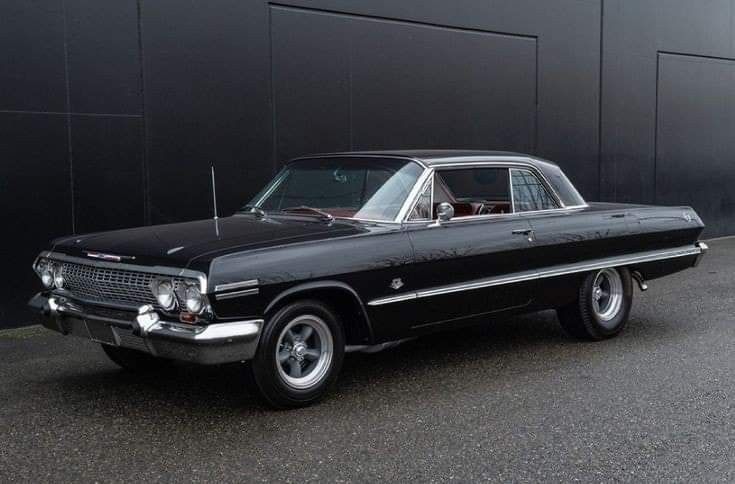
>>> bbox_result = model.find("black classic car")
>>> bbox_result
[30,150,707,408]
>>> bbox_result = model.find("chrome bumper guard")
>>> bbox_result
[693,241,708,267]
[29,293,262,365]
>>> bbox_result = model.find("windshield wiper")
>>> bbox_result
[281,206,335,221]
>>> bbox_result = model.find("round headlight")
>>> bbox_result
[52,263,64,289]
[154,280,176,311]
[37,260,54,288]
[184,285,203,314]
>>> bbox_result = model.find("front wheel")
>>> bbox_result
[556,267,633,340]
[248,300,345,409]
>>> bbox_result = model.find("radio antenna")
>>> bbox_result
[210,165,219,220]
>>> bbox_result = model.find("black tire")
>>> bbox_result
[556,267,633,341]
[248,300,345,409]
[101,344,171,372]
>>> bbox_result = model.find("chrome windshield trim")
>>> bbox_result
[367,244,704,306]
[214,279,259,293]
[394,165,434,222]
[39,251,209,293]
[251,168,288,208]
[403,173,435,222]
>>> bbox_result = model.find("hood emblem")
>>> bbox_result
[390,278,404,291]
[85,252,135,262]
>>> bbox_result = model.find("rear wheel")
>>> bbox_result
[101,344,171,372]
[248,300,345,409]
[557,267,633,340]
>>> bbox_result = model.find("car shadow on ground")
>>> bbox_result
[47,308,681,415]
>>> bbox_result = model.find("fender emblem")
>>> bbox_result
[390,278,404,290]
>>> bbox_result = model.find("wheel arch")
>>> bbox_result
[264,281,375,346]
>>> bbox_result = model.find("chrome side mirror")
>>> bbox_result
[436,202,454,223]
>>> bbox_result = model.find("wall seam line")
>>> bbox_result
[136,0,151,225]
[268,5,278,172]
[268,2,537,41]
[60,0,75,234]
[598,0,604,200]
[653,51,660,205]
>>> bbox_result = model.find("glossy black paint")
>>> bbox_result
[35,153,705,346]
[52,215,366,269]
[4,0,734,328]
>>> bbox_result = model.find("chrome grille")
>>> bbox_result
[57,261,191,310]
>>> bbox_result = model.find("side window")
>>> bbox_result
[432,167,512,218]
[409,179,432,221]
[510,169,559,212]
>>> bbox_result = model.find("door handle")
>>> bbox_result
[512,228,535,242]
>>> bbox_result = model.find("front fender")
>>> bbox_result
[264,280,375,345]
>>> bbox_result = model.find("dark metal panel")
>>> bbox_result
[349,14,536,153]
[656,53,735,237]
[270,6,351,163]
[140,0,273,224]
[271,5,536,160]
[70,115,145,234]
[0,113,71,323]
[64,0,142,114]
[601,0,735,209]
[0,0,66,112]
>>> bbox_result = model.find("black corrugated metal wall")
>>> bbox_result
[1,0,734,327]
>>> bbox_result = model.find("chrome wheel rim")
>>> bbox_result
[275,315,333,390]
[592,268,623,326]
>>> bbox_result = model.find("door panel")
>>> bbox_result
[403,216,536,330]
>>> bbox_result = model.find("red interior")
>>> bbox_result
[432,201,511,218]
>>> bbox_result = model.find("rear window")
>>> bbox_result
[538,163,586,207]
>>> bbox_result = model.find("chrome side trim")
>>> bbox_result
[40,251,209,293]
[367,244,703,306]
[214,279,259,293]
[214,288,259,300]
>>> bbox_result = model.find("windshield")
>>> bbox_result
[245,157,424,221]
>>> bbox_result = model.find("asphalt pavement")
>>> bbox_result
[2,237,734,482]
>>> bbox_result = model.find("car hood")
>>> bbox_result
[51,214,368,271]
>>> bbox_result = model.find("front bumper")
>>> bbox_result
[29,293,263,365]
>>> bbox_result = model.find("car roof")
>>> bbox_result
[294,150,559,169]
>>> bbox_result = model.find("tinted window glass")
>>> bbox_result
[432,168,512,218]
[511,169,558,212]
[249,157,423,221]
[538,163,586,207]
[439,168,510,201]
